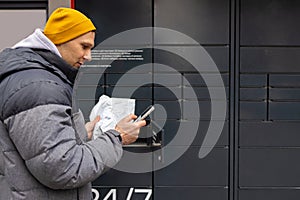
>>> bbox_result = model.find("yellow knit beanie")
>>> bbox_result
[44,7,96,45]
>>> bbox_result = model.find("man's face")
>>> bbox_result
[56,31,95,69]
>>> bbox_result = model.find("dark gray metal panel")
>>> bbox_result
[195,121,228,147]
[154,147,228,186]
[93,170,152,187]
[154,87,182,101]
[93,148,153,187]
[183,100,228,120]
[240,88,267,101]
[154,0,229,44]
[239,189,300,200]
[155,120,228,147]
[269,102,300,120]
[240,0,300,46]
[239,122,300,147]
[239,148,300,187]
[269,74,300,87]
[154,47,229,73]
[240,74,267,87]
[75,0,152,45]
[239,102,266,120]
[106,73,152,86]
[153,100,181,120]
[183,87,229,100]
[205,47,230,73]
[106,86,152,100]
[183,73,229,87]
[270,88,300,101]
[154,74,182,87]
[155,187,228,200]
[240,47,300,73]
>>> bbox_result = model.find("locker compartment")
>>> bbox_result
[93,148,153,187]
[269,102,300,120]
[153,47,229,73]
[239,148,300,187]
[240,0,300,46]
[106,73,152,87]
[93,170,152,187]
[154,49,195,73]
[240,47,300,73]
[205,47,230,73]
[183,73,229,87]
[75,0,152,45]
[154,120,228,147]
[240,88,267,101]
[153,100,182,120]
[154,0,229,44]
[154,87,182,101]
[239,189,300,200]
[269,74,300,87]
[240,121,300,147]
[183,100,228,120]
[153,74,182,87]
[154,147,228,186]
[183,86,229,100]
[106,86,152,100]
[270,88,300,101]
[240,74,267,87]
[194,121,229,147]
[239,102,266,120]
[154,187,228,200]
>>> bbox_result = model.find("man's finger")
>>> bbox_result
[134,119,146,127]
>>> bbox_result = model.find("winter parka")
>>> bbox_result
[0,45,123,199]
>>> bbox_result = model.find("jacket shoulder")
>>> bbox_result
[1,68,72,121]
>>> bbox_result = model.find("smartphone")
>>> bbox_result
[134,105,155,122]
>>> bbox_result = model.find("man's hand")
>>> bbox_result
[115,114,146,145]
[85,116,100,140]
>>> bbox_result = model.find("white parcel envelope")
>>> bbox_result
[89,95,135,139]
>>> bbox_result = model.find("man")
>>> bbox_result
[0,7,145,199]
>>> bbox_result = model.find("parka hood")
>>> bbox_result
[12,28,61,57]
[0,29,77,84]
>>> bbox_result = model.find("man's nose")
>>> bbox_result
[83,50,92,61]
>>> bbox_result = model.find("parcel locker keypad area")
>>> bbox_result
[72,0,300,199]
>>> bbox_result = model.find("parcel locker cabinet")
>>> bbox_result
[239,0,300,200]
[75,0,230,200]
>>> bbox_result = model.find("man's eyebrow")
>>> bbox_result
[82,42,94,48]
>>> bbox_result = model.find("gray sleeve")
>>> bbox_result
[4,104,123,189]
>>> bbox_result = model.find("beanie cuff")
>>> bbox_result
[45,18,96,44]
